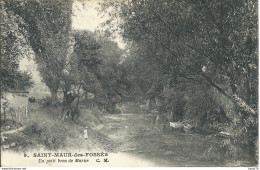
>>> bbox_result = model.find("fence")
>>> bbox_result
[1,102,38,124]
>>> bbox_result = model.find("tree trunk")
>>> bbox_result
[199,72,256,116]
[248,140,258,164]
[149,96,156,110]
[50,89,58,104]
[61,90,67,119]
[75,84,82,111]
[245,64,253,105]
[231,94,256,116]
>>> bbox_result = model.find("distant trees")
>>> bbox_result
[96,33,130,112]
[71,30,129,113]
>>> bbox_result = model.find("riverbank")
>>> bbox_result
[1,103,256,166]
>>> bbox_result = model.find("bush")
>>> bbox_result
[22,120,67,150]
[40,96,62,107]
[41,96,52,106]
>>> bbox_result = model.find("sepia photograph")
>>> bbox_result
[0,0,258,167]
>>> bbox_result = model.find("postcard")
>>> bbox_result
[1,0,258,167]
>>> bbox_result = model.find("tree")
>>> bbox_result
[101,0,258,162]
[95,32,129,112]
[4,0,73,103]
[1,0,34,93]
[100,0,257,116]
[71,30,128,113]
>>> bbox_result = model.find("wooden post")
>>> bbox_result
[25,105,28,117]
[84,127,88,139]
[10,107,14,124]
[15,107,19,118]
[18,108,20,122]
[3,107,6,124]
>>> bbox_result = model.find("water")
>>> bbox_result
[101,112,248,166]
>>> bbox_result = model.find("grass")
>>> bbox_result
[1,103,107,152]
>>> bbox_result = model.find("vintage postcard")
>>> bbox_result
[0,0,258,167]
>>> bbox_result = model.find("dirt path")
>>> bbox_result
[2,126,27,135]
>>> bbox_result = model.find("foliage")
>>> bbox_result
[101,0,257,113]
[0,1,34,93]
[100,0,258,162]
[71,30,129,113]
[4,0,73,103]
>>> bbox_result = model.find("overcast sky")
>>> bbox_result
[72,0,104,31]
[72,0,126,49]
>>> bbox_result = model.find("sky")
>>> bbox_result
[72,0,104,32]
[71,0,126,49]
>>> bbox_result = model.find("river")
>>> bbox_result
[100,112,249,166]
